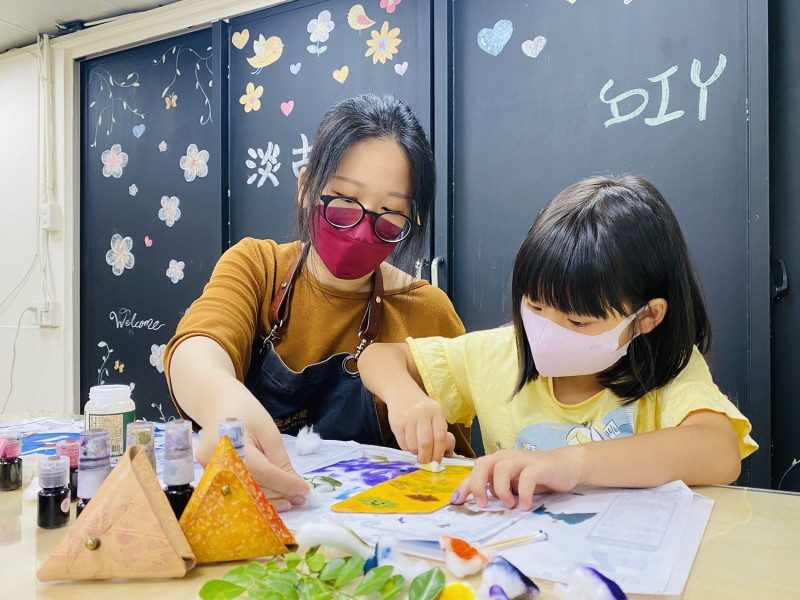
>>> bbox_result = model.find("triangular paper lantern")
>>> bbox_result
[37,445,196,581]
[179,434,296,563]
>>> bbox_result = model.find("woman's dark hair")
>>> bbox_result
[294,94,435,273]
[510,175,711,404]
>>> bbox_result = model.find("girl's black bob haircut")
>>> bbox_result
[511,175,711,404]
[294,93,435,273]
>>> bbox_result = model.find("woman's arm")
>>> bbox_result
[359,342,452,463]
[169,335,310,510]
[453,410,741,510]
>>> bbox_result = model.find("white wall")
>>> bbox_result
[0,0,285,415]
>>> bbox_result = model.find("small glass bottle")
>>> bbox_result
[76,429,111,518]
[126,421,156,471]
[84,384,135,465]
[38,455,71,529]
[0,434,22,491]
[56,438,79,500]
[163,420,194,519]
[218,417,245,462]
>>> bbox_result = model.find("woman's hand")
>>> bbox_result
[194,423,310,512]
[450,447,585,510]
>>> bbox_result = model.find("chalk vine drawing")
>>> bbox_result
[95,340,135,392]
[86,68,144,148]
[153,43,213,125]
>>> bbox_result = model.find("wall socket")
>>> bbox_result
[34,299,62,328]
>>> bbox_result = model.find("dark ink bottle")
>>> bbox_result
[0,434,23,491]
[56,438,79,500]
[163,420,194,519]
[76,429,111,519]
[38,455,71,529]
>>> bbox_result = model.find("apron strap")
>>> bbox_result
[267,245,306,328]
[358,265,384,342]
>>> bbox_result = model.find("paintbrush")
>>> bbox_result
[483,529,548,550]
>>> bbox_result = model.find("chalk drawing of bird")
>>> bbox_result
[347,4,375,33]
[247,34,283,73]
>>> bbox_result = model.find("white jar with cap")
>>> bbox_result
[84,385,135,464]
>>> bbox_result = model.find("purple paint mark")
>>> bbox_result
[308,457,418,487]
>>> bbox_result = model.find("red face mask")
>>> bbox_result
[311,207,398,280]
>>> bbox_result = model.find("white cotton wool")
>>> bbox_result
[295,425,322,455]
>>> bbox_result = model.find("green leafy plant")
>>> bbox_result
[198,546,445,600]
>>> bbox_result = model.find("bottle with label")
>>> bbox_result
[218,417,246,463]
[55,438,79,500]
[84,385,135,465]
[0,434,22,491]
[76,429,111,518]
[163,419,194,519]
[38,455,71,529]
[126,421,156,471]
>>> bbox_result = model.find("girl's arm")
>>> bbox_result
[358,342,452,463]
[453,410,741,510]
[169,336,311,509]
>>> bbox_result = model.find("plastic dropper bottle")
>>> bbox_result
[76,429,111,518]
[38,455,71,529]
[0,434,22,491]
[218,417,246,462]
[126,421,156,471]
[163,420,194,519]
[56,438,79,500]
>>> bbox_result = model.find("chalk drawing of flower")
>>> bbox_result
[158,195,181,227]
[105,233,135,276]
[380,0,402,14]
[179,143,209,182]
[239,81,264,113]
[149,343,166,373]
[101,143,129,178]
[307,10,335,43]
[158,140,167,152]
[166,259,185,284]
[365,21,401,64]
[128,184,138,196]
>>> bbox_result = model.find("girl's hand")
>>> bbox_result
[194,425,310,512]
[387,395,451,464]
[450,447,585,510]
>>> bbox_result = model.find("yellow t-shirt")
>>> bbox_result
[164,239,473,455]
[408,326,758,458]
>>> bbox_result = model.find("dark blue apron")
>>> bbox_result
[244,246,386,446]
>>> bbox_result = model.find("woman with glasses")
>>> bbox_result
[164,94,473,510]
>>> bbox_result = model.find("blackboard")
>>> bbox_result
[80,29,222,422]
[227,0,432,245]
[445,0,769,485]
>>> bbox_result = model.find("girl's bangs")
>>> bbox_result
[521,220,630,319]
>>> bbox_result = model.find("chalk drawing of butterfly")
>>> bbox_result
[165,93,178,109]
[114,359,125,373]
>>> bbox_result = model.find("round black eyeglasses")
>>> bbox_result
[320,195,413,243]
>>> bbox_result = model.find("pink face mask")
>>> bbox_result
[520,301,644,377]
[311,207,398,280]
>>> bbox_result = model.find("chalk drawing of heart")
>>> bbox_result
[394,61,408,76]
[144,236,153,247]
[280,100,294,116]
[333,66,349,84]
[521,36,547,58]
[290,62,301,74]
[477,19,513,56]
[132,124,145,138]
[232,29,249,49]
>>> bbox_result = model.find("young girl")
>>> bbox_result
[165,94,473,510]
[359,175,757,510]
